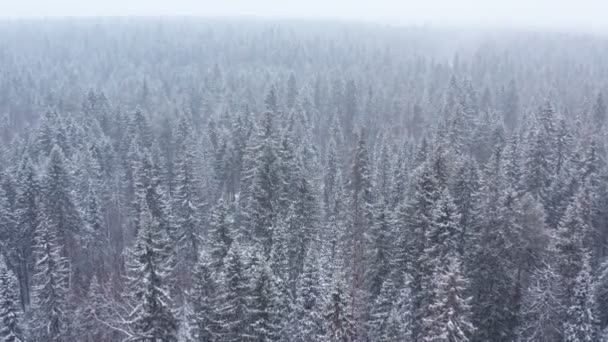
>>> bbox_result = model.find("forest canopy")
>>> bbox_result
[0,18,607,341]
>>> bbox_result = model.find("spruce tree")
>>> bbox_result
[367,277,397,341]
[423,252,475,342]
[563,254,595,342]
[29,217,70,342]
[13,155,39,307]
[0,254,24,342]
[127,201,178,342]
[189,253,219,342]
[324,276,355,342]
[244,111,281,253]
[172,132,204,290]
[209,199,234,272]
[593,259,608,333]
[293,251,325,342]
[216,244,251,342]
[249,251,277,342]
[40,146,81,281]
[517,263,562,342]
[75,276,113,342]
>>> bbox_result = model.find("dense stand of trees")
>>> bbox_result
[1,18,608,341]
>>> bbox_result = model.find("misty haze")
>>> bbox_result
[0,2,608,342]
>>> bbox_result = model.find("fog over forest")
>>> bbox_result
[0,6,608,342]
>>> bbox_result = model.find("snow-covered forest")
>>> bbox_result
[1,18,608,341]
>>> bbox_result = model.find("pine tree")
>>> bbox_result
[0,254,24,342]
[127,201,178,342]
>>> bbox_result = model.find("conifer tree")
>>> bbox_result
[172,131,204,291]
[29,217,70,342]
[293,251,325,342]
[395,159,441,339]
[249,251,277,342]
[324,276,355,342]
[593,259,608,333]
[189,253,219,342]
[216,244,251,342]
[14,155,39,307]
[517,263,562,342]
[554,190,588,309]
[0,254,24,342]
[127,201,178,342]
[244,111,281,253]
[75,276,113,342]
[40,146,81,275]
[367,277,397,341]
[82,185,109,284]
[209,199,234,272]
[423,252,475,342]
[593,93,606,129]
[563,254,595,342]
[347,130,374,332]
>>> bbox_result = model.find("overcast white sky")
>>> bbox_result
[2,0,608,33]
